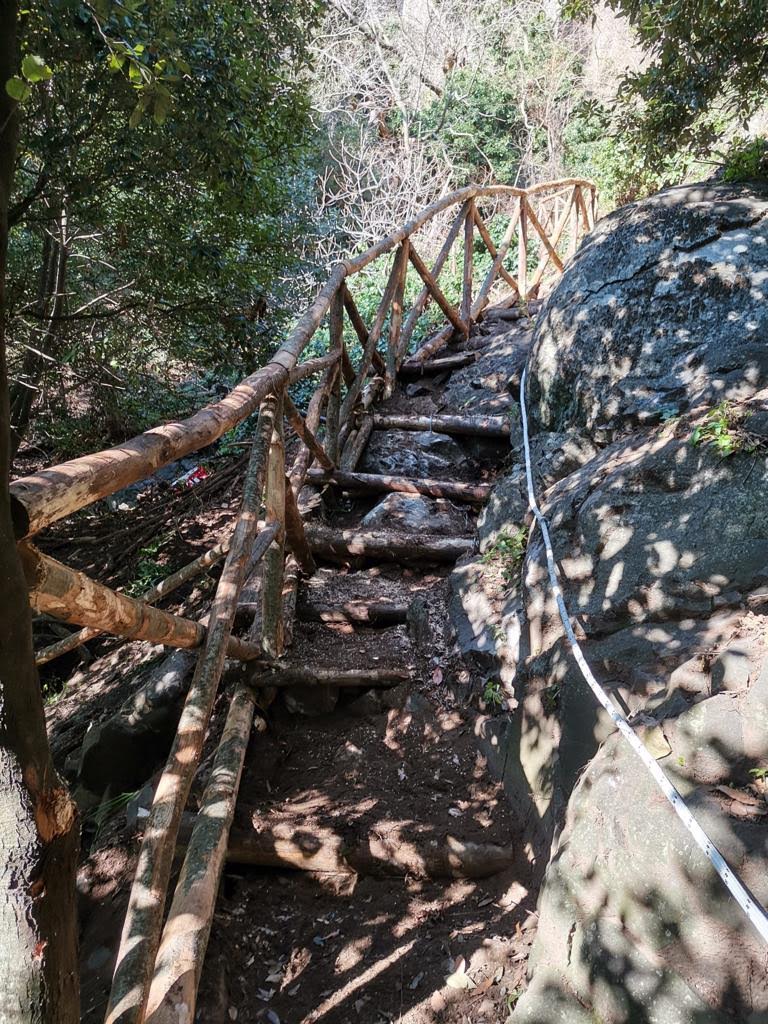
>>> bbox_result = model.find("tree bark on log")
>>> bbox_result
[288,361,337,497]
[249,666,410,688]
[386,240,408,393]
[21,541,268,662]
[307,468,491,504]
[144,684,259,1024]
[105,395,274,1024]
[304,525,474,564]
[283,474,315,575]
[339,412,374,472]
[397,201,469,362]
[211,823,514,879]
[372,412,509,438]
[401,322,453,368]
[35,533,234,666]
[283,393,333,471]
[399,352,477,377]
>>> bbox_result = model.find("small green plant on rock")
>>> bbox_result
[483,678,504,708]
[691,401,740,457]
[482,526,528,585]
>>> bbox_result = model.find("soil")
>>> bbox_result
[45,314,538,1024]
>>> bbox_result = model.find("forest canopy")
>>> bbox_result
[4,0,767,463]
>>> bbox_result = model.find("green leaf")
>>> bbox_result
[108,52,125,72]
[129,99,147,128]
[152,88,171,126]
[21,54,53,83]
[6,76,31,102]
[128,61,142,83]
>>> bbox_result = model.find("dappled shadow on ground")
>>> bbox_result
[198,686,536,1024]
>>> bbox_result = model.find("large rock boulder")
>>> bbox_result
[513,667,768,1024]
[527,183,768,436]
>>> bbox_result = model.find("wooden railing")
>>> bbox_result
[13,177,595,1024]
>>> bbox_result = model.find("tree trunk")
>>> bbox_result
[0,5,80,1022]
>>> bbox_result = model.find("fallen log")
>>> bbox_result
[216,823,515,879]
[306,468,491,504]
[399,352,476,377]
[249,665,410,688]
[372,412,510,438]
[304,524,474,564]
[297,598,409,625]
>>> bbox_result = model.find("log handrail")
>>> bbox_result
[11,177,595,539]
[20,174,596,1024]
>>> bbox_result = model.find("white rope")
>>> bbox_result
[519,366,768,945]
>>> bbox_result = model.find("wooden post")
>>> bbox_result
[517,195,528,300]
[342,284,386,376]
[261,393,286,659]
[470,205,521,319]
[461,200,474,331]
[569,186,580,258]
[528,189,576,295]
[144,684,260,1024]
[397,201,469,363]
[326,288,344,464]
[386,240,409,395]
[283,474,315,574]
[283,393,334,471]
[407,244,466,337]
[288,362,337,497]
[104,395,274,1024]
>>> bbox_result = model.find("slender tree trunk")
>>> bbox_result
[0,6,80,1022]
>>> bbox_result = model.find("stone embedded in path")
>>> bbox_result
[361,492,469,536]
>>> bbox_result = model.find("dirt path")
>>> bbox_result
[70,312,537,1024]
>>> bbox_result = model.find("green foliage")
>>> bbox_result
[7,0,323,453]
[566,0,768,172]
[482,526,528,585]
[126,533,174,597]
[750,766,768,781]
[482,678,504,708]
[690,401,741,458]
[722,137,768,183]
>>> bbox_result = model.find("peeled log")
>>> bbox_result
[399,352,477,377]
[305,524,474,564]
[372,412,509,438]
[249,666,410,688]
[307,468,491,504]
[219,823,515,879]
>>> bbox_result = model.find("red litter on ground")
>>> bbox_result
[172,465,210,488]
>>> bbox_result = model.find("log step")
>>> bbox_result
[297,598,410,625]
[248,665,411,689]
[372,412,510,438]
[178,819,515,879]
[398,352,477,377]
[306,468,491,504]
[304,524,475,565]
